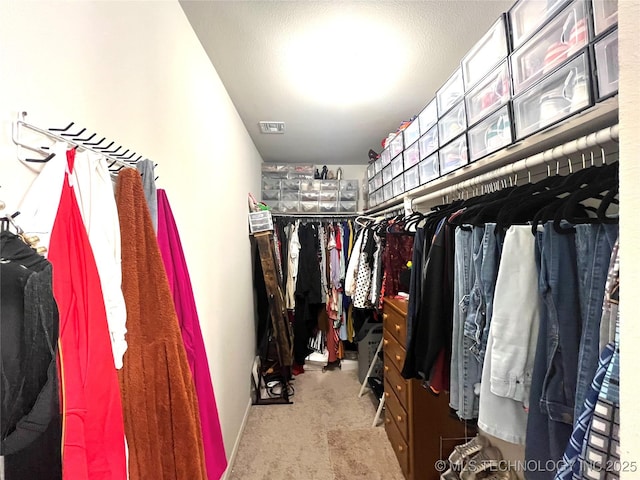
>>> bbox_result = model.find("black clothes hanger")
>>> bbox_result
[494,164,615,232]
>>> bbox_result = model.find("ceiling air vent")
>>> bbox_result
[259,121,285,134]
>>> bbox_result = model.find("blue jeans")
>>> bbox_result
[526,223,581,479]
[573,224,618,422]
[450,227,481,419]
[465,224,502,365]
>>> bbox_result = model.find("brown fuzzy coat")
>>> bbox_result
[116,169,207,480]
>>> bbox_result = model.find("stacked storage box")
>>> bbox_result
[262,164,359,213]
[367,0,618,209]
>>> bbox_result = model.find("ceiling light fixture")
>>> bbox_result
[259,121,286,134]
[282,15,408,106]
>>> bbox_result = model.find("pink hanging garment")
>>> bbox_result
[156,189,228,480]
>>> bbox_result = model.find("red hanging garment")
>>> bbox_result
[48,148,127,480]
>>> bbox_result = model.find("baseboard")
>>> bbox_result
[222,397,252,480]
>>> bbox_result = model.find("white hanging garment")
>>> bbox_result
[71,149,128,369]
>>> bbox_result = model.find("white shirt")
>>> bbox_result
[285,222,301,310]
[18,142,68,254]
[344,229,364,297]
[72,149,128,369]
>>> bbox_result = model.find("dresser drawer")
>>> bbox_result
[383,329,406,373]
[383,306,407,347]
[384,378,409,442]
[385,409,410,476]
[384,358,409,407]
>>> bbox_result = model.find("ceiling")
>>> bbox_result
[180,0,514,165]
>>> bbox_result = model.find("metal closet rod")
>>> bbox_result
[373,124,619,217]
[12,112,150,171]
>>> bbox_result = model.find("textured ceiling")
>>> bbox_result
[180,0,514,165]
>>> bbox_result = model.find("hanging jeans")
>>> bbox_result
[526,223,581,480]
[450,227,480,419]
[573,224,618,423]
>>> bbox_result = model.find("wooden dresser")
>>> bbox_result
[382,298,472,480]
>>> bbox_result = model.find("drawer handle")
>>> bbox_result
[396,385,403,392]
[395,355,402,362]
[384,365,389,372]
[395,324,401,332]
[383,339,389,346]
[385,392,390,398]
[385,417,391,424]
[383,314,389,321]
[397,415,403,422]
[398,445,404,452]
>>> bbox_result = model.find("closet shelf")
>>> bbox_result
[365,96,618,215]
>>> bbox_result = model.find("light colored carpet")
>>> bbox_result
[226,369,404,480]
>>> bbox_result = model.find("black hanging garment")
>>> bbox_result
[293,223,323,365]
[0,231,62,480]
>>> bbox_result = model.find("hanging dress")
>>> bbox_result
[115,169,207,480]
[156,189,227,480]
[48,148,128,480]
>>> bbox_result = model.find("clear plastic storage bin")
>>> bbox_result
[262,200,279,211]
[595,28,618,99]
[281,191,300,202]
[367,163,375,180]
[339,179,359,191]
[376,190,384,206]
[509,0,571,49]
[299,180,314,192]
[511,0,589,95]
[381,148,392,167]
[374,158,382,174]
[300,201,319,213]
[280,200,299,213]
[462,15,509,90]
[300,191,319,202]
[468,106,513,162]
[465,61,511,127]
[289,164,314,177]
[383,183,393,202]
[592,0,617,36]
[391,154,404,178]
[404,142,420,169]
[339,201,357,213]
[281,179,300,191]
[389,133,404,158]
[368,180,375,195]
[440,135,469,175]
[262,177,281,190]
[369,194,378,208]
[419,125,439,160]
[319,201,338,213]
[419,153,440,184]
[262,190,281,201]
[382,165,393,185]
[513,50,591,139]
[403,119,421,147]
[419,99,438,135]
[404,165,420,191]
[392,175,405,197]
[437,69,464,117]
[248,211,274,234]
[340,190,358,201]
[373,173,383,190]
[321,180,339,190]
[438,101,467,147]
[319,191,338,202]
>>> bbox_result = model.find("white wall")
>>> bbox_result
[618,1,640,477]
[0,0,262,467]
